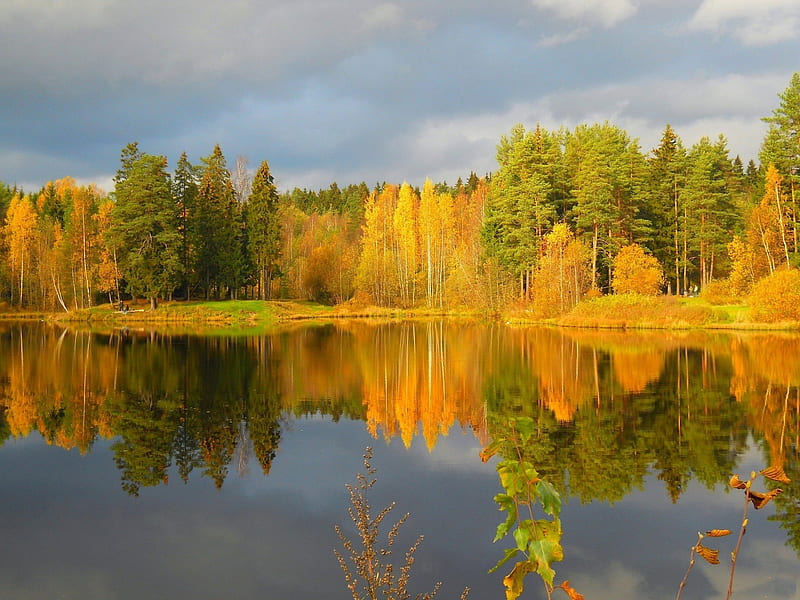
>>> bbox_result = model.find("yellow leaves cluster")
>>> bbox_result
[611,243,664,296]
[747,267,800,322]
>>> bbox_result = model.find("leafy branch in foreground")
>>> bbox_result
[334,447,470,600]
[675,465,790,600]
[481,417,583,600]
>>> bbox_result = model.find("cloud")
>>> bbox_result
[537,27,589,47]
[689,0,800,45]
[530,0,638,27]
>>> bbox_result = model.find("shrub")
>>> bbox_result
[612,244,664,296]
[700,279,738,305]
[747,268,800,322]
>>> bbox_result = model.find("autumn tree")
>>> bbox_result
[356,184,398,305]
[727,235,757,297]
[612,243,664,296]
[394,182,418,306]
[110,151,182,309]
[246,160,281,299]
[531,223,590,317]
[419,179,455,307]
[4,194,39,306]
[94,198,121,303]
[66,184,101,308]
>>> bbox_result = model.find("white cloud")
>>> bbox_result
[386,71,785,185]
[530,0,638,27]
[537,27,589,47]
[689,0,800,45]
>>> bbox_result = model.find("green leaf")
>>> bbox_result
[536,479,562,517]
[528,519,564,587]
[493,494,517,542]
[513,520,533,551]
[489,547,521,574]
[498,462,523,495]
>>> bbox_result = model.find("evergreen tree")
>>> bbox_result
[193,144,243,299]
[110,150,182,309]
[645,125,687,294]
[173,152,199,299]
[246,160,282,299]
[566,122,646,291]
[682,136,737,288]
[761,72,800,254]
[483,124,562,297]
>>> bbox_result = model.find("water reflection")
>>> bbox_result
[0,321,797,554]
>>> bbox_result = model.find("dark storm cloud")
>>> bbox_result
[1,0,799,192]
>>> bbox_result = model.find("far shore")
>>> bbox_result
[0,295,798,332]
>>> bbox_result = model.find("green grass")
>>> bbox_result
[51,299,338,328]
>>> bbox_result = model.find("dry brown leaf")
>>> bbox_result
[729,474,747,489]
[695,543,720,565]
[760,466,791,484]
[746,488,783,510]
[705,529,732,537]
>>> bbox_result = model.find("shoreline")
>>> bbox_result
[1,297,798,332]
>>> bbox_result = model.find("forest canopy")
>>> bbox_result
[1,73,799,316]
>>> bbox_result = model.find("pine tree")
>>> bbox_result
[761,72,800,254]
[110,150,182,309]
[682,136,737,289]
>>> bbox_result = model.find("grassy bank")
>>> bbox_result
[3,294,799,332]
[529,294,798,330]
[50,299,333,330]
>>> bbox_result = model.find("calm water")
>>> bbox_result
[0,320,797,600]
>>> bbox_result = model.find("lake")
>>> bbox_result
[0,320,797,600]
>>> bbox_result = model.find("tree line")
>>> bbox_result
[1,73,798,312]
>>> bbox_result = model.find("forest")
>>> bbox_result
[1,73,798,316]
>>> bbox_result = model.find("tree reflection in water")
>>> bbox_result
[0,321,797,558]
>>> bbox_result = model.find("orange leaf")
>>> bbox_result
[695,543,720,565]
[729,474,747,489]
[705,529,732,537]
[556,580,585,600]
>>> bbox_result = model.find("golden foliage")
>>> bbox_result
[695,543,720,565]
[503,561,535,600]
[704,529,732,537]
[612,243,664,296]
[729,474,747,490]
[747,267,800,322]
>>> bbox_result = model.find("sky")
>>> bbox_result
[1,0,799,195]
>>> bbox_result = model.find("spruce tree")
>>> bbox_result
[246,160,281,299]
